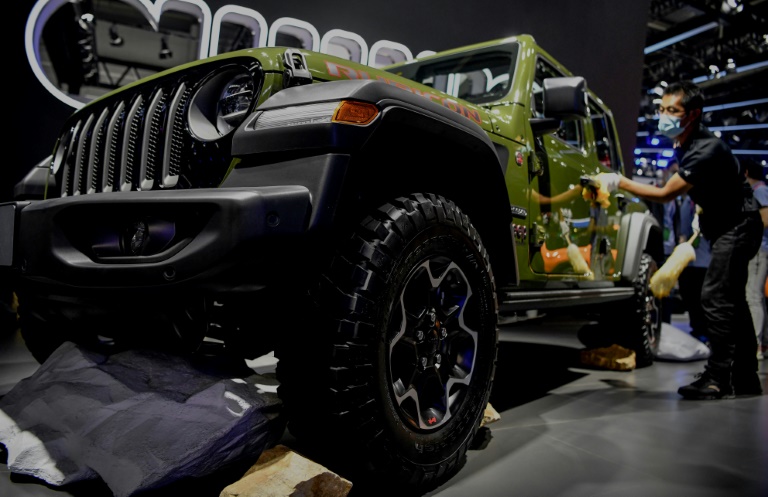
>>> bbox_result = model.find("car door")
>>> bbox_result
[582,97,626,280]
[527,57,595,278]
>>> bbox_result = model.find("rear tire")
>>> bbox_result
[600,253,662,367]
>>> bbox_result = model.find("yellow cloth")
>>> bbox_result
[582,173,612,208]
[649,242,696,298]
[567,242,594,279]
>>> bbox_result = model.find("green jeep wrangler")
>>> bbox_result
[2,34,662,491]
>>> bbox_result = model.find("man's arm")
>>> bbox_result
[618,173,692,204]
[754,185,768,228]
[759,207,768,229]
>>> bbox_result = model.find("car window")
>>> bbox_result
[385,44,519,105]
[589,100,620,171]
[532,58,583,149]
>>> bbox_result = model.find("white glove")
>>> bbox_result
[597,172,621,193]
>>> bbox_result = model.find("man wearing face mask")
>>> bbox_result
[595,80,763,399]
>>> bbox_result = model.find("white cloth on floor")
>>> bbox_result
[654,322,710,362]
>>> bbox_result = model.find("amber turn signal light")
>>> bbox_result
[332,101,379,125]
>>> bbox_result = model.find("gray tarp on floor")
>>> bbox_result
[0,342,284,497]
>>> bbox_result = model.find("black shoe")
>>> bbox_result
[678,371,734,400]
[733,372,763,396]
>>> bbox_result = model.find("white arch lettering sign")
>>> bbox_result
[25,0,424,109]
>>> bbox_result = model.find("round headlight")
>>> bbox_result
[188,68,255,141]
[216,73,254,132]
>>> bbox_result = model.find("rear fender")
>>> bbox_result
[615,211,663,283]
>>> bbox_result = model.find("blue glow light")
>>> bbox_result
[661,149,675,158]
[693,61,768,83]
[709,123,768,132]
[737,60,768,73]
[634,148,642,155]
[657,159,669,168]
[704,98,768,112]
[733,150,768,155]
[651,138,660,146]
[644,22,719,54]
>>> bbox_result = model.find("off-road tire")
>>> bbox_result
[276,193,499,494]
[601,253,661,368]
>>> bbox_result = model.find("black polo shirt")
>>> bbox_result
[677,123,753,241]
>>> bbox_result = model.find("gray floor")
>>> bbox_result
[1,312,766,497]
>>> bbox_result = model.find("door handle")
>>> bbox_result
[615,193,627,212]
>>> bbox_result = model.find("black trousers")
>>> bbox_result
[678,266,708,339]
[701,212,762,380]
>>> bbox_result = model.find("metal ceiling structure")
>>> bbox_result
[636,0,767,179]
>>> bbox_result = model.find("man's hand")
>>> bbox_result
[596,172,621,193]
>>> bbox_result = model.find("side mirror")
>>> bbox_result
[529,117,561,137]
[543,76,588,121]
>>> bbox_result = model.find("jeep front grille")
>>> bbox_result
[56,84,192,197]
[52,59,261,198]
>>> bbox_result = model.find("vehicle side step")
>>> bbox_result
[499,287,634,312]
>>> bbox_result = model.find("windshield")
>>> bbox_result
[384,43,519,104]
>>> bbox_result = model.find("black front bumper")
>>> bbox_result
[1,186,311,291]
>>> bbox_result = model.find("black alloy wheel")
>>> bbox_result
[276,193,499,493]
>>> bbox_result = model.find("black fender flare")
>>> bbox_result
[231,79,517,285]
[232,79,494,159]
[614,211,663,283]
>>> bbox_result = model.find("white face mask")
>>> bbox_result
[658,113,685,138]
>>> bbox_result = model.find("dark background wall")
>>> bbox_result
[6,0,651,201]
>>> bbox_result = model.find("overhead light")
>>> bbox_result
[109,24,123,47]
[725,58,736,73]
[721,0,744,14]
[159,36,173,59]
[78,13,94,30]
